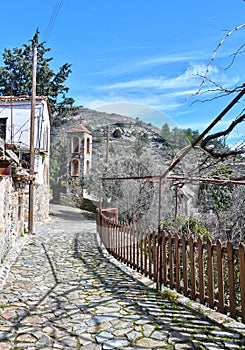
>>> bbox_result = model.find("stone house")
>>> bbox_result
[0,96,51,262]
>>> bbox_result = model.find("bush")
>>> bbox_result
[95,135,104,143]
[53,118,62,127]
[161,216,212,240]
[113,128,122,138]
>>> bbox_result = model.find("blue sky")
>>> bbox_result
[0,1,244,137]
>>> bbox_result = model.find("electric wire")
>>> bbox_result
[43,0,63,42]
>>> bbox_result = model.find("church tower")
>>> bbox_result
[66,123,92,199]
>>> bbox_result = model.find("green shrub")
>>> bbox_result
[161,215,212,240]
[113,128,122,138]
[95,135,104,143]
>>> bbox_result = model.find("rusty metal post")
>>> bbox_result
[10,81,13,144]
[99,178,103,210]
[158,176,162,229]
[132,212,134,225]
[106,126,109,164]
[174,185,178,220]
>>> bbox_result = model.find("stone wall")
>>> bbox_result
[0,177,50,262]
[0,176,25,263]
[34,184,50,222]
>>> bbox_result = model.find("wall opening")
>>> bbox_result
[0,117,7,141]
[86,137,90,154]
[86,160,90,174]
[71,136,80,153]
[71,159,80,176]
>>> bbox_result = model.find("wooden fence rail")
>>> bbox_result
[97,211,245,323]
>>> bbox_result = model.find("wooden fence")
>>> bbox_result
[97,211,245,323]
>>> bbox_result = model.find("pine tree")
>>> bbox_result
[161,123,172,142]
[0,29,74,112]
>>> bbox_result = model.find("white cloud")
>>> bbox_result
[94,51,212,77]
[98,63,230,93]
[125,53,203,70]
[93,63,241,119]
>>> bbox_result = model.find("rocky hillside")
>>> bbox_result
[51,106,179,176]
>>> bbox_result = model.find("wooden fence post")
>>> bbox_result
[189,236,196,300]
[156,229,163,290]
[169,234,174,289]
[148,233,152,279]
[182,236,188,296]
[162,231,166,286]
[140,228,143,274]
[127,224,130,265]
[132,225,136,269]
[207,239,214,308]
[144,230,148,277]
[175,234,181,292]
[198,237,205,304]
[217,240,225,313]
[153,231,157,281]
[239,243,245,323]
[136,226,140,272]
[227,241,236,318]
[123,224,126,263]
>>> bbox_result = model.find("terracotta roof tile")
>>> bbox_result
[67,124,92,134]
[0,95,48,102]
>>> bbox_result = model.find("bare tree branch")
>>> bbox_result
[201,114,245,158]
[225,43,245,70]
[194,23,245,95]
[196,73,244,94]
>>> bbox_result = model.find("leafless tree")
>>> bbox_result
[193,24,245,159]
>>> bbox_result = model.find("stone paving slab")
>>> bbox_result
[0,204,244,349]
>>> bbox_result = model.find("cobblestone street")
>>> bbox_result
[0,205,244,349]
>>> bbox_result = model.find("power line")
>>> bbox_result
[43,0,63,42]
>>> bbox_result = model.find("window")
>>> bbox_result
[18,195,22,220]
[42,126,49,152]
[86,160,90,174]
[0,118,7,141]
[71,136,80,153]
[71,159,80,176]
[86,137,90,154]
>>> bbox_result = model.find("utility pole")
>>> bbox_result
[106,126,109,163]
[10,81,13,144]
[28,47,37,234]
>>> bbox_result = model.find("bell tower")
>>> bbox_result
[66,123,92,199]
